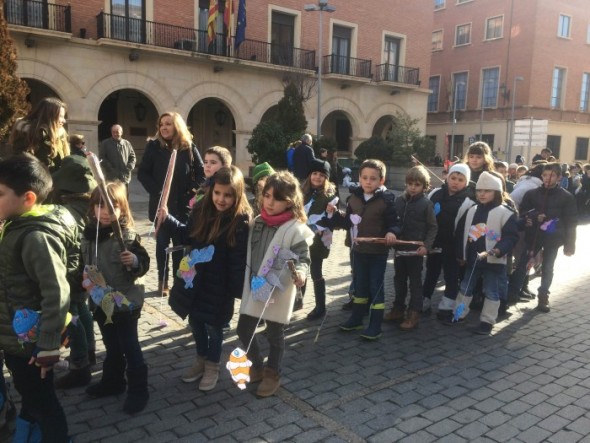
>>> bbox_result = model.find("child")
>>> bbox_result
[237,171,313,397]
[82,182,151,414]
[189,146,232,208]
[463,142,495,197]
[453,172,519,334]
[249,162,275,216]
[0,154,78,441]
[507,163,577,312]
[422,163,474,321]
[166,166,250,391]
[326,159,399,340]
[385,166,437,330]
[301,159,337,320]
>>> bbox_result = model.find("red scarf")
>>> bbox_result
[260,207,294,227]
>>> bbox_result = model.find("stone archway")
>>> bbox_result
[372,115,395,139]
[260,105,279,123]
[23,78,61,107]
[188,98,235,159]
[321,110,353,153]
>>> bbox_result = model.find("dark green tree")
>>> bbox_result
[275,82,307,140]
[386,111,426,166]
[246,121,289,169]
[354,136,392,162]
[0,4,29,142]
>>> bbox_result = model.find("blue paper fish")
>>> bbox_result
[453,303,465,323]
[434,202,441,216]
[486,229,501,242]
[540,218,558,233]
[12,309,40,344]
[177,245,216,288]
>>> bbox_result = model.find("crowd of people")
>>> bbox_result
[0,97,583,442]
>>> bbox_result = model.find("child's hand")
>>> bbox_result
[457,259,466,266]
[416,246,427,256]
[120,251,137,267]
[525,216,533,227]
[490,248,501,257]
[564,247,575,257]
[326,203,336,215]
[537,213,546,223]
[385,232,397,246]
[293,271,306,287]
[157,205,169,220]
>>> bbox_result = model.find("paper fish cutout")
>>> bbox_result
[90,286,107,306]
[486,229,501,242]
[251,275,267,292]
[540,218,558,233]
[12,309,40,344]
[468,223,487,242]
[189,245,215,264]
[350,214,362,242]
[453,303,465,322]
[101,294,116,324]
[83,265,106,288]
[434,202,441,216]
[303,197,314,215]
[84,265,133,319]
[251,278,274,303]
[226,347,252,390]
[265,272,285,291]
[177,255,197,289]
[320,229,334,249]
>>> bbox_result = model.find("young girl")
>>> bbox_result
[189,146,233,208]
[453,172,518,335]
[138,112,204,295]
[301,159,337,320]
[463,142,495,197]
[237,171,313,397]
[165,166,251,391]
[82,182,151,414]
[9,97,70,172]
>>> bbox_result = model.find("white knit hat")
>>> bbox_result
[448,163,471,183]
[509,163,518,169]
[476,171,503,192]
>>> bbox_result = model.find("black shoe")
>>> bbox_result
[306,308,326,320]
[88,350,97,366]
[471,322,493,335]
[342,299,353,311]
[536,303,550,313]
[55,367,92,389]
[436,309,453,322]
[86,380,126,398]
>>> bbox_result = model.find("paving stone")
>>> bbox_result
[396,417,433,434]
[507,412,541,431]
[547,430,583,442]
[478,411,511,427]
[420,405,456,422]
[368,428,407,443]
[501,399,534,415]
[515,426,553,443]
[484,423,520,441]
[566,416,590,436]
[456,421,490,439]
[398,430,437,443]
[537,415,572,432]
[425,418,462,437]
[546,393,576,408]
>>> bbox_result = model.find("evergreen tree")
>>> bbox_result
[0,3,29,142]
[276,82,307,140]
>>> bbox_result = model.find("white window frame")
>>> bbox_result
[455,23,471,47]
[434,0,445,10]
[551,66,567,109]
[457,0,473,4]
[268,5,302,48]
[432,29,443,51]
[558,14,572,39]
[485,15,503,40]
[428,76,441,112]
[580,73,590,112]
[480,67,500,108]
[586,23,590,44]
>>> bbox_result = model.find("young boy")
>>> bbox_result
[0,154,78,441]
[325,159,399,340]
[508,163,577,312]
[420,163,475,322]
[384,166,437,330]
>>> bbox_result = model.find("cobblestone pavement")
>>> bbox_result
[10,180,590,442]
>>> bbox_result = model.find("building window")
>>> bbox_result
[5,0,44,28]
[111,0,145,43]
[558,14,571,38]
[428,76,440,112]
[457,0,472,4]
[455,23,471,46]
[453,72,468,110]
[485,16,503,40]
[551,67,566,109]
[575,137,589,161]
[547,135,561,158]
[271,12,295,66]
[332,25,352,75]
[581,73,590,112]
[434,0,445,10]
[482,67,499,108]
[432,30,443,51]
[382,36,402,81]
[587,23,590,44]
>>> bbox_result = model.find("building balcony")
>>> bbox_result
[96,12,315,71]
[374,63,420,86]
[4,0,71,33]
[323,54,372,79]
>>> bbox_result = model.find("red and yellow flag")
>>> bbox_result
[224,0,233,47]
[207,0,218,45]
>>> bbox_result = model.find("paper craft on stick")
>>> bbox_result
[154,148,177,236]
[226,347,252,390]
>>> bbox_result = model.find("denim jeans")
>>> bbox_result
[189,316,223,363]
[352,252,388,306]
[423,247,461,301]
[156,223,182,285]
[509,245,559,296]
[4,353,69,442]
[67,299,95,369]
[94,309,145,372]
[394,255,424,312]
[237,314,284,372]
[460,264,506,302]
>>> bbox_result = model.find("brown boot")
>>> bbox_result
[256,367,280,398]
[198,361,220,391]
[383,307,405,323]
[158,281,169,296]
[536,293,550,313]
[249,366,264,384]
[400,310,420,331]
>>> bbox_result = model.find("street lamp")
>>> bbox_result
[479,78,495,141]
[304,0,335,139]
[450,81,465,161]
[508,76,524,162]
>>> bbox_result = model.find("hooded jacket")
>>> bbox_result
[394,192,438,251]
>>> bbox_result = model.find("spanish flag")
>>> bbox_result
[224,0,233,47]
[207,0,218,45]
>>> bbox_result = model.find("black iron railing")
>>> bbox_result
[4,0,71,33]
[96,12,315,70]
[323,54,372,78]
[374,63,420,85]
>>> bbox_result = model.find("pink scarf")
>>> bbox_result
[260,207,294,227]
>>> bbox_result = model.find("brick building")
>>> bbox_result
[427,0,590,164]
[4,0,432,168]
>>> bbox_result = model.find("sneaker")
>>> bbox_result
[182,356,205,383]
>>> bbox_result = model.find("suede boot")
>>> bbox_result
[400,310,420,331]
[182,355,205,383]
[256,367,280,398]
[340,297,367,331]
[307,279,326,320]
[86,355,126,398]
[360,306,384,340]
[55,366,92,389]
[249,366,264,384]
[537,292,550,313]
[383,306,405,323]
[198,361,220,392]
[123,365,149,414]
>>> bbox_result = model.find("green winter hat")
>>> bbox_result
[52,155,97,194]
[252,162,275,184]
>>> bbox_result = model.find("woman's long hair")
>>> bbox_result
[153,112,193,151]
[190,166,252,247]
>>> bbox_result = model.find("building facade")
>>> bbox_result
[5,0,432,169]
[427,0,590,164]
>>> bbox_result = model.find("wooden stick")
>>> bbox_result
[410,155,445,184]
[155,148,177,236]
[354,237,424,246]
